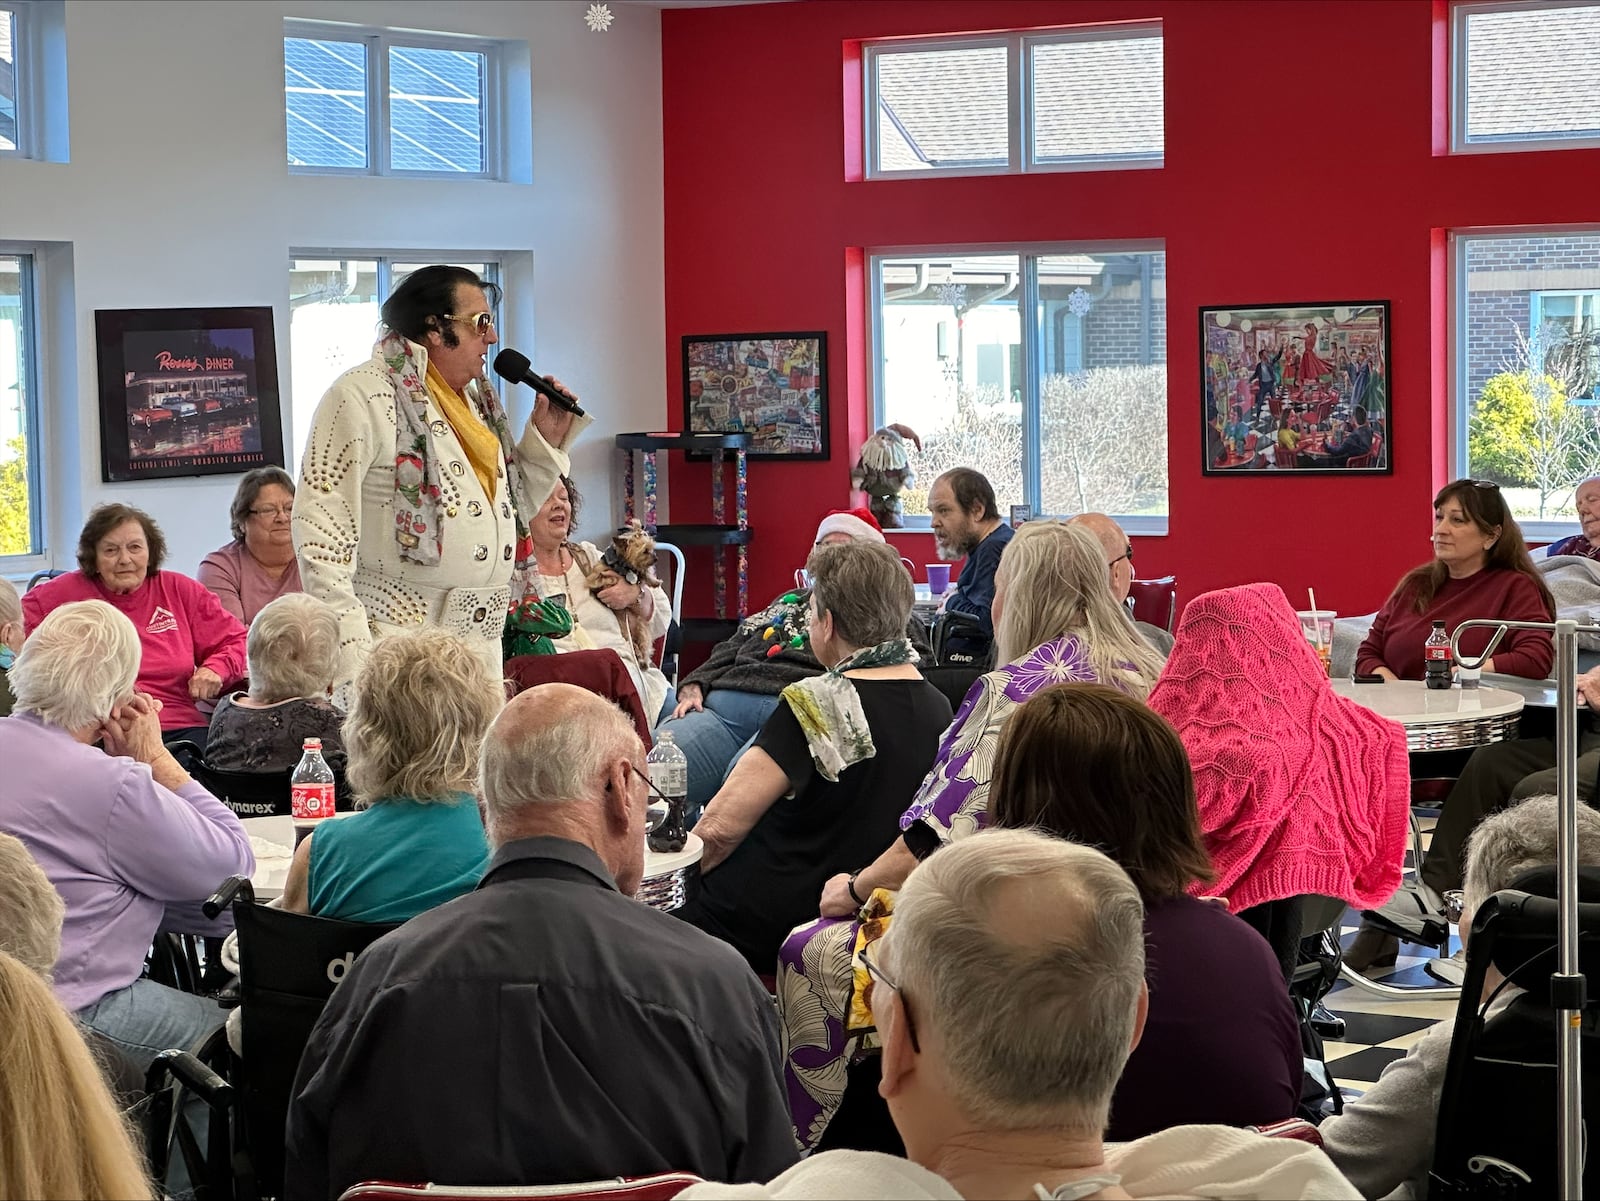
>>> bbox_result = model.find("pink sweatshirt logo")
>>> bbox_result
[146,607,178,635]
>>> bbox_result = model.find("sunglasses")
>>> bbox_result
[443,311,496,335]
[860,939,920,1053]
[627,761,673,833]
[1108,543,1133,570]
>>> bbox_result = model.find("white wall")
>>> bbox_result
[0,0,666,574]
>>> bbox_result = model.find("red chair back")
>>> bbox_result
[504,649,653,750]
[340,1175,704,1201]
[1127,576,1178,633]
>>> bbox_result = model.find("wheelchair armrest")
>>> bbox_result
[144,1049,233,1110]
[203,875,255,920]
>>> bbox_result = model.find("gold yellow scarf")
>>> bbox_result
[425,362,501,500]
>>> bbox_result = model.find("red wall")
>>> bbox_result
[660,0,1600,623]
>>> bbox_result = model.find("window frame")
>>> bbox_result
[868,240,1168,535]
[0,2,38,160]
[284,20,503,180]
[1451,0,1600,155]
[0,247,48,576]
[863,22,1164,181]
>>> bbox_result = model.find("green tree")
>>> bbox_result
[0,436,30,556]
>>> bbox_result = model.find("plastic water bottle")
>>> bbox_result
[1424,621,1452,691]
[291,737,336,846]
[646,731,689,853]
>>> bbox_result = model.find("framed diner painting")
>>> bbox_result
[1200,301,1391,476]
[95,306,284,482]
[682,331,829,459]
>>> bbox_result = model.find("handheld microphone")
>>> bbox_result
[492,349,587,418]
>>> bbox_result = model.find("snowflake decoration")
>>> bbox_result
[584,3,614,32]
[937,282,967,309]
[1066,286,1093,318]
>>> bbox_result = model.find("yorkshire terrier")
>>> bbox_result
[587,520,663,665]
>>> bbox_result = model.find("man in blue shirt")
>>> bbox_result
[929,468,1013,662]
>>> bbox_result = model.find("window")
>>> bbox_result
[285,23,496,176]
[0,8,18,152]
[287,255,501,463]
[0,253,43,561]
[865,24,1162,179]
[872,246,1167,528]
[1457,231,1600,532]
[1453,1,1600,153]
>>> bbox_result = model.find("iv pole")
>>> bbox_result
[1455,617,1588,1200]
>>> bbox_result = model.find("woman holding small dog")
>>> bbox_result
[527,476,673,721]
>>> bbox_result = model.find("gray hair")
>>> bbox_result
[479,693,639,831]
[9,601,140,731]
[1463,795,1600,920]
[884,827,1147,1134]
[806,539,914,650]
[0,577,20,627]
[994,521,1164,695]
[0,833,63,978]
[343,628,505,808]
[246,593,339,703]
[229,466,295,542]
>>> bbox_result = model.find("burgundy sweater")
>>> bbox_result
[1356,568,1553,681]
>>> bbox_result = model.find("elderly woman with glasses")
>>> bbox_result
[1355,478,1553,683]
[293,265,592,706]
[198,466,302,627]
[23,503,248,750]
[280,627,503,924]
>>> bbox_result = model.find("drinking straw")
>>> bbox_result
[1308,588,1326,650]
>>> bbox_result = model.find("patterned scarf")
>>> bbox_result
[379,332,542,606]
[779,637,917,782]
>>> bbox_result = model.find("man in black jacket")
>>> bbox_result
[285,684,798,1199]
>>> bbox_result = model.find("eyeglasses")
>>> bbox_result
[860,939,920,1053]
[627,761,673,833]
[443,312,496,335]
[1444,889,1466,925]
[249,505,293,520]
[1108,544,1133,571]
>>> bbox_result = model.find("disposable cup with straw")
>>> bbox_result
[1305,588,1333,677]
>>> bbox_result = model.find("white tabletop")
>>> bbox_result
[1331,678,1525,725]
[240,815,702,903]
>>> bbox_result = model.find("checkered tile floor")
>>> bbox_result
[1323,814,1460,1096]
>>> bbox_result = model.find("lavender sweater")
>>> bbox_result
[0,713,254,1011]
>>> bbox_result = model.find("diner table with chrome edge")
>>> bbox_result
[240,815,704,912]
[1331,678,1526,1000]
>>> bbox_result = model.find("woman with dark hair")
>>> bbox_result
[198,465,301,626]
[22,503,247,748]
[1356,478,1554,681]
[988,681,1303,1140]
[293,264,591,704]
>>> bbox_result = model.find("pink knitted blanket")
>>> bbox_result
[1149,583,1410,913]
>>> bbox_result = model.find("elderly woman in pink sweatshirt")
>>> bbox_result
[0,600,253,1076]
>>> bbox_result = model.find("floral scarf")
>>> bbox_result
[380,332,542,606]
[779,638,917,782]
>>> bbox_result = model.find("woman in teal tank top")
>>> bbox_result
[280,628,504,923]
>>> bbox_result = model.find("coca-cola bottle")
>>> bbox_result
[1424,621,1452,691]
[291,737,336,846]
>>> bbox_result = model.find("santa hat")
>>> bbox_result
[814,507,885,545]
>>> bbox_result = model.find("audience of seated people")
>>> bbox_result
[1150,583,1411,977]
[1356,478,1555,683]
[778,520,1166,1150]
[0,576,19,717]
[1065,511,1174,655]
[0,602,252,1150]
[280,627,502,923]
[197,466,303,627]
[527,474,675,723]
[926,467,1013,662]
[1321,795,1600,1200]
[677,539,953,973]
[285,682,797,1198]
[682,830,1358,1200]
[22,503,248,750]
[206,592,347,773]
[658,506,913,814]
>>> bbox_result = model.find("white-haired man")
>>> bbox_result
[285,683,797,1200]
[1066,512,1173,656]
[1323,795,1600,1200]
[682,829,1357,1200]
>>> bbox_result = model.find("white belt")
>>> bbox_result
[352,573,510,644]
